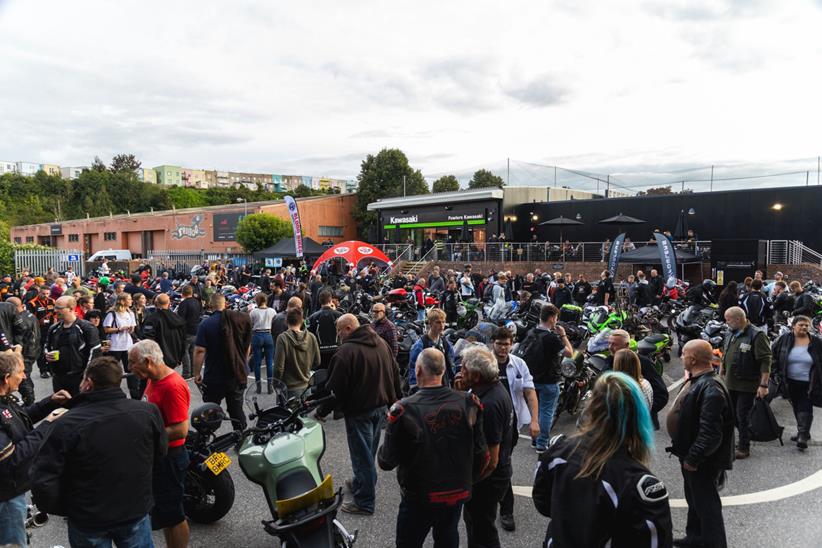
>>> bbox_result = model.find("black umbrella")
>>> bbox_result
[539,215,583,245]
[673,210,687,241]
[503,218,514,241]
[393,225,402,244]
[598,212,646,236]
[460,219,471,243]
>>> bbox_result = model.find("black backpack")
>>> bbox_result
[748,398,784,445]
[515,328,547,375]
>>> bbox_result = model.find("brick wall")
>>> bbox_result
[767,264,822,283]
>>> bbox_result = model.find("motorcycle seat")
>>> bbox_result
[642,334,668,344]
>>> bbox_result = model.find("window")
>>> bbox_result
[68,234,79,242]
[14,237,21,243]
[104,232,117,241]
[25,236,33,243]
[319,226,343,237]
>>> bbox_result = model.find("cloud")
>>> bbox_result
[504,77,567,107]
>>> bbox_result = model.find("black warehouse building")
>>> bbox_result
[513,185,822,252]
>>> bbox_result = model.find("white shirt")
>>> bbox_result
[502,354,535,429]
[103,309,137,352]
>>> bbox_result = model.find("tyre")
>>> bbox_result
[184,468,235,524]
[465,311,479,330]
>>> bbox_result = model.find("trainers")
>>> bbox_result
[735,448,750,460]
[340,502,373,515]
[500,513,516,531]
[535,446,547,455]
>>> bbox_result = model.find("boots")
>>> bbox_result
[267,380,274,394]
[256,381,262,395]
[796,412,813,450]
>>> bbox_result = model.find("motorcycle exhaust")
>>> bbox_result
[26,505,49,528]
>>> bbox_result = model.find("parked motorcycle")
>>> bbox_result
[552,350,605,428]
[636,332,673,375]
[238,375,357,547]
[670,304,718,356]
[183,404,243,523]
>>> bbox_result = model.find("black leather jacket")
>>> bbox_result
[307,307,343,352]
[378,385,488,506]
[667,370,735,470]
[533,434,673,548]
[0,395,57,501]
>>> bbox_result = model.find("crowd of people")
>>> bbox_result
[0,257,820,548]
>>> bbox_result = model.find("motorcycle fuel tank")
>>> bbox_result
[238,418,325,488]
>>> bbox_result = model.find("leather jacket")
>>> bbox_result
[378,385,488,506]
[307,307,343,352]
[533,434,673,548]
[0,395,57,501]
[667,370,735,470]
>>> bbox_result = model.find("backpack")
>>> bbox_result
[748,398,784,445]
[514,328,547,375]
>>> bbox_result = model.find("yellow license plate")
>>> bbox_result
[204,452,231,475]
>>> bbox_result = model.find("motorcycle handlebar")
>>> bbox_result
[243,393,336,436]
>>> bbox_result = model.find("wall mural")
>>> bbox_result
[171,215,206,240]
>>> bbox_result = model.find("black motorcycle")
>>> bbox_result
[183,404,243,524]
[552,351,606,427]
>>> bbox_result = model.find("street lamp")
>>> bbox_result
[771,203,783,211]
[237,197,248,217]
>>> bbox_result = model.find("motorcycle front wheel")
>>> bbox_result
[184,468,235,524]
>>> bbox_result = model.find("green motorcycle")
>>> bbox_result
[238,375,358,547]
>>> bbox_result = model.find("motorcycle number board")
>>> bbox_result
[204,452,231,475]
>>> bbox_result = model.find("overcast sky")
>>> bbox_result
[1,0,821,189]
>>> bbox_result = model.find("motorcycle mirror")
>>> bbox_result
[310,369,329,387]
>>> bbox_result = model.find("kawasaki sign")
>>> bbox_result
[382,201,496,229]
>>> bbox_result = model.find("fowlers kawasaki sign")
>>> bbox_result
[389,215,419,224]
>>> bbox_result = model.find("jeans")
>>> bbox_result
[202,379,247,431]
[68,514,154,548]
[344,406,386,512]
[417,309,425,322]
[534,382,561,449]
[729,389,755,450]
[787,378,814,437]
[181,334,196,377]
[396,498,462,548]
[251,332,275,383]
[682,464,727,548]
[112,350,146,400]
[0,493,27,547]
[463,470,510,548]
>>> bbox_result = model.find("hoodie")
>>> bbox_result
[323,325,402,416]
[143,308,187,366]
[274,329,320,390]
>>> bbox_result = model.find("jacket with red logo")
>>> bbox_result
[378,385,488,506]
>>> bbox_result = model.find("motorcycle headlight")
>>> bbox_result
[561,360,577,378]
[710,336,722,346]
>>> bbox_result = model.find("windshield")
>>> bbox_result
[243,378,291,416]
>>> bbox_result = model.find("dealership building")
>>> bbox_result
[10,194,357,257]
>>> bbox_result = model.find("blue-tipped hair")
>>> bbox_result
[599,371,655,452]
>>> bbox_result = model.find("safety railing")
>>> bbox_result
[767,240,822,268]
[409,240,710,264]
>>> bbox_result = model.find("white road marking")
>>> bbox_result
[514,468,822,507]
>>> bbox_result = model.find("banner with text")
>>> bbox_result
[608,233,626,278]
[654,232,677,282]
[284,195,304,258]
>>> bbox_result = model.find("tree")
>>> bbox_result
[235,213,293,253]
[432,175,460,193]
[168,186,208,209]
[110,154,142,173]
[293,184,314,198]
[468,169,505,189]
[90,156,107,172]
[636,186,673,196]
[353,148,429,238]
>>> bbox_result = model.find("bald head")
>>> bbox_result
[682,339,714,374]
[6,297,23,313]
[154,293,170,308]
[336,313,360,341]
[416,348,445,387]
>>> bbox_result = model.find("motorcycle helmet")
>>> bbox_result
[702,279,717,290]
[190,403,226,434]
[503,320,517,338]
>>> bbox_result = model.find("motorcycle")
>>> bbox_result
[636,332,673,376]
[183,404,244,524]
[583,305,628,336]
[237,375,357,547]
[552,350,606,427]
[455,297,482,330]
[670,304,718,356]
